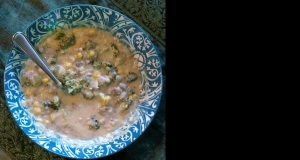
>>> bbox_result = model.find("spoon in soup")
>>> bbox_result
[12,32,63,88]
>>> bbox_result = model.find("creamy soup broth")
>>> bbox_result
[21,28,140,139]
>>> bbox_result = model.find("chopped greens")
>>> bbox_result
[52,65,66,80]
[54,31,66,40]
[102,61,113,67]
[119,96,133,111]
[50,57,57,64]
[87,116,100,130]
[62,78,83,95]
[111,43,119,58]
[83,40,97,50]
[80,76,91,88]
[81,88,95,99]
[126,72,138,83]
[91,60,101,69]
[43,96,61,110]
[58,33,76,49]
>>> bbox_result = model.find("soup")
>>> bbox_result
[21,28,140,139]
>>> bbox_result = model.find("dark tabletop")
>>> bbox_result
[0,0,165,159]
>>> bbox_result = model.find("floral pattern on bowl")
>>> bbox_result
[4,4,162,159]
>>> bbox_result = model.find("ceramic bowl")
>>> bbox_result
[4,4,163,159]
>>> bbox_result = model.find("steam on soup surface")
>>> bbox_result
[21,28,140,139]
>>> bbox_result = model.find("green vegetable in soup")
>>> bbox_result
[111,43,119,58]
[83,40,97,50]
[22,73,43,87]
[62,78,83,95]
[80,76,91,88]
[101,61,113,71]
[59,33,75,49]
[81,88,95,100]
[54,31,66,40]
[127,88,135,95]
[110,43,126,65]
[52,65,66,80]
[87,116,100,130]
[102,61,113,67]
[108,69,118,82]
[126,72,138,83]
[89,60,101,69]
[119,96,133,111]
[32,74,43,86]
[43,96,61,110]
[49,57,57,64]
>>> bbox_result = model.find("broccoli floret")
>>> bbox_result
[60,76,70,84]
[49,57,57,64]
[126,72,138,83]
[81,88,95,100]
[54,31,66,40]
[101,61,114,71]
[80,76,91,88]
[59,33,75,50]
[119,96,133,111]
[52,65,66,80]
[43,96,61,110]
[108,69,118,82]
[111,43,119,58]
[62,79,83,95]
[87,116,100,130]
[91,60,102,69]
[102,61,113,67]
[110,43,126,66]
[83,40,97,50]
[126,88,135,95]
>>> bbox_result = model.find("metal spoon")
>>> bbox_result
[12,32,63,88]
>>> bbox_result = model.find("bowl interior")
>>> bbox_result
[4,5,162,159]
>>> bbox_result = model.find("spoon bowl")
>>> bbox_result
[12,32,63,88]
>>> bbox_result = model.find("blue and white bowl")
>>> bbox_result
[4,4,163,159]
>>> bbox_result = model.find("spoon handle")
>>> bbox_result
[12,32,62,88]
